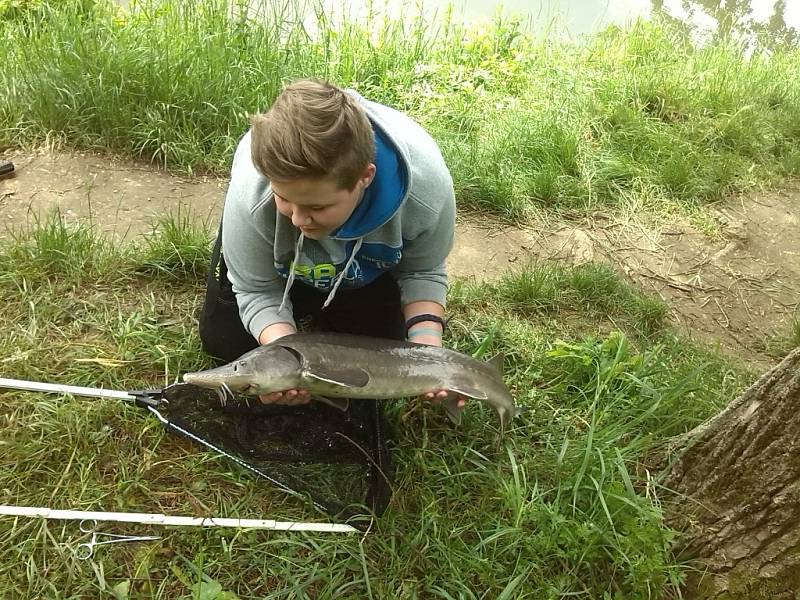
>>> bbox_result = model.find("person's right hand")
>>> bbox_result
[256,323,310,405]
[259,388,311,405]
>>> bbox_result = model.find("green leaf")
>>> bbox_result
[111,580,130,600]
[192,580,223,600]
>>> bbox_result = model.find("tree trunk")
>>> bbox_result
[664,348,800,599]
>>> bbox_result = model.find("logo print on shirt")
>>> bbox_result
[275,243,401,290]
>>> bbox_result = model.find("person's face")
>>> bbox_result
[271,165,375,240]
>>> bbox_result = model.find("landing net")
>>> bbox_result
[156,383,393,529]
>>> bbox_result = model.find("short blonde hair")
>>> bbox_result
[250,80,375,190]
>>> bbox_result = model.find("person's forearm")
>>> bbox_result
[258,321,297,345]
[403,300,444,346]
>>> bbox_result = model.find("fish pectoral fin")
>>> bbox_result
[311,395,350,411]
[304,366,370,388]
[441,396,463,426]
[447,384,488,401]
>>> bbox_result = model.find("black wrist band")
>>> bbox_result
[405,313,446,336]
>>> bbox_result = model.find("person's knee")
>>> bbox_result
[199,313,258,363]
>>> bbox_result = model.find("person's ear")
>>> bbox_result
[359,163,376,189]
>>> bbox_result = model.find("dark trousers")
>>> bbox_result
[197,249,399,515]
[198,255,405,363]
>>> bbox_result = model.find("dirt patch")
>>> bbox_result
[0,150,225,237]
[539,196,798,364]
[2,149,798,364]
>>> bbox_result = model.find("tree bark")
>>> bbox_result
[664,348,800,599]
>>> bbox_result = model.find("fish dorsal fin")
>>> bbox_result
[448,383,488,401]
[304,365,370,388]
[486,353,504,374]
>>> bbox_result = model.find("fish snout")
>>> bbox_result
[182,363,254,392]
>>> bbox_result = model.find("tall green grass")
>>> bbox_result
[1,0,799,219]
[0,214,754,598]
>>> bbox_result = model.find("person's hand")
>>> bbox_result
[423,389,467,408]
[259,389,311,405]
[408,323,462,405]
[257,324,309,404]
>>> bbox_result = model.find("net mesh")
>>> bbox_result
[156,383,393,528]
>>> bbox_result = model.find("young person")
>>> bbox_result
[199,79,461,407]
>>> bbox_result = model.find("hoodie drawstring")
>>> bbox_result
[322,237,363,309]
[277,231,305,316]
[277,233,363,315]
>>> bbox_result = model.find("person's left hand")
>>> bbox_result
[407,330,465,406]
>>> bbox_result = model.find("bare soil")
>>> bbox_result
[1,149,798,366]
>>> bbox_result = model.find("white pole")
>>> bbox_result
[0,377,138,402]
[0,505,359,533]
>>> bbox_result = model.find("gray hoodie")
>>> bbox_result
[221,90,455,340]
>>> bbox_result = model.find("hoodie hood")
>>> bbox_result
[331,122,408,240]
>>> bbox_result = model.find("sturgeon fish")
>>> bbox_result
[183,332,522,430]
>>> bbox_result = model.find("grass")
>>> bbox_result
[0,214,756,598]
[792,318,800,350]
[448,262,669,338]
[763,314,800,358]
[0,2,785,594]
[1,1,800,220]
